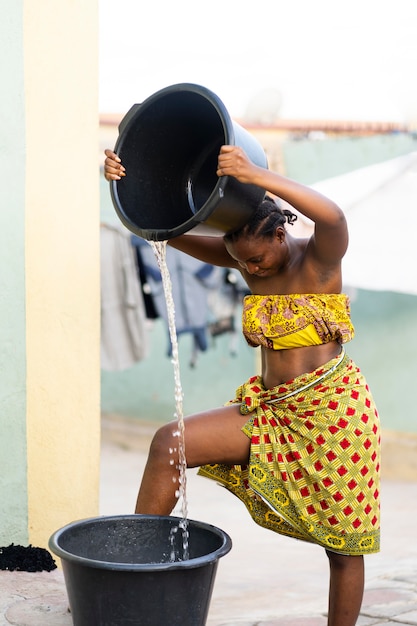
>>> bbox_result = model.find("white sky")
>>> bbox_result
[99,0,417,123]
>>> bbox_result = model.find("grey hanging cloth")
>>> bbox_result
[100,224,148,371]
[138,242,219,366]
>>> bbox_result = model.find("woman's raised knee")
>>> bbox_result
[148,422,180,462]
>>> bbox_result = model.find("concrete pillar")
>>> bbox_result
[0,0,100,549]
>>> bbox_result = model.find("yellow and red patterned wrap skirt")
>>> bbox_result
[198,351,381,555]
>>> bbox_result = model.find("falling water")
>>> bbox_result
[149,240,189,561]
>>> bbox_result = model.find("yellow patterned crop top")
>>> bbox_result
[242,293,354,350]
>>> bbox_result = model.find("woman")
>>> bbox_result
[104,145,380,626]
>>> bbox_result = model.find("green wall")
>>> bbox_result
[283,132,417,184]
[0,3,29,542]
[101,318,254,421]
[348,289,417,433]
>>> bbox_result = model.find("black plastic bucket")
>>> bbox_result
[49,514,232,626]
[110,83,267,240]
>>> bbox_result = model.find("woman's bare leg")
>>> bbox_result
[135,404,250,514]
[326,550,364,626]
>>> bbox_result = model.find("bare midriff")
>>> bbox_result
[261,340,342,389]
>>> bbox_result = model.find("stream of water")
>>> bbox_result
[149,241,189,561]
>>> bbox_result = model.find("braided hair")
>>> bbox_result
[224,196,297,243]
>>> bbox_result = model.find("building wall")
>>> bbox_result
[281,132,417,183]
[0,1,101,549]
[249,128,417,179]
[0,2,28,543]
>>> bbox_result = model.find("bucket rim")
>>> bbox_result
[48,514,232,572]
[110,82,235,241]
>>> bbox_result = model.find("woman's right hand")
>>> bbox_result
[104,149,126,181]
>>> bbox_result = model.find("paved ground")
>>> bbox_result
[1,414,417,626]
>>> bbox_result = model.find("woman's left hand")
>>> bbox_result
[216,145,258,183]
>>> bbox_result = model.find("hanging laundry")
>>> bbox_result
[207,268,250,356]
[131,237,159,320]
[136,239,220,367]
[101,224,148,371]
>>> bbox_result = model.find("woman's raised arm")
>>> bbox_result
[217,145,349,265]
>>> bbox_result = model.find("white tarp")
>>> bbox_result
[295,151,417,295]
